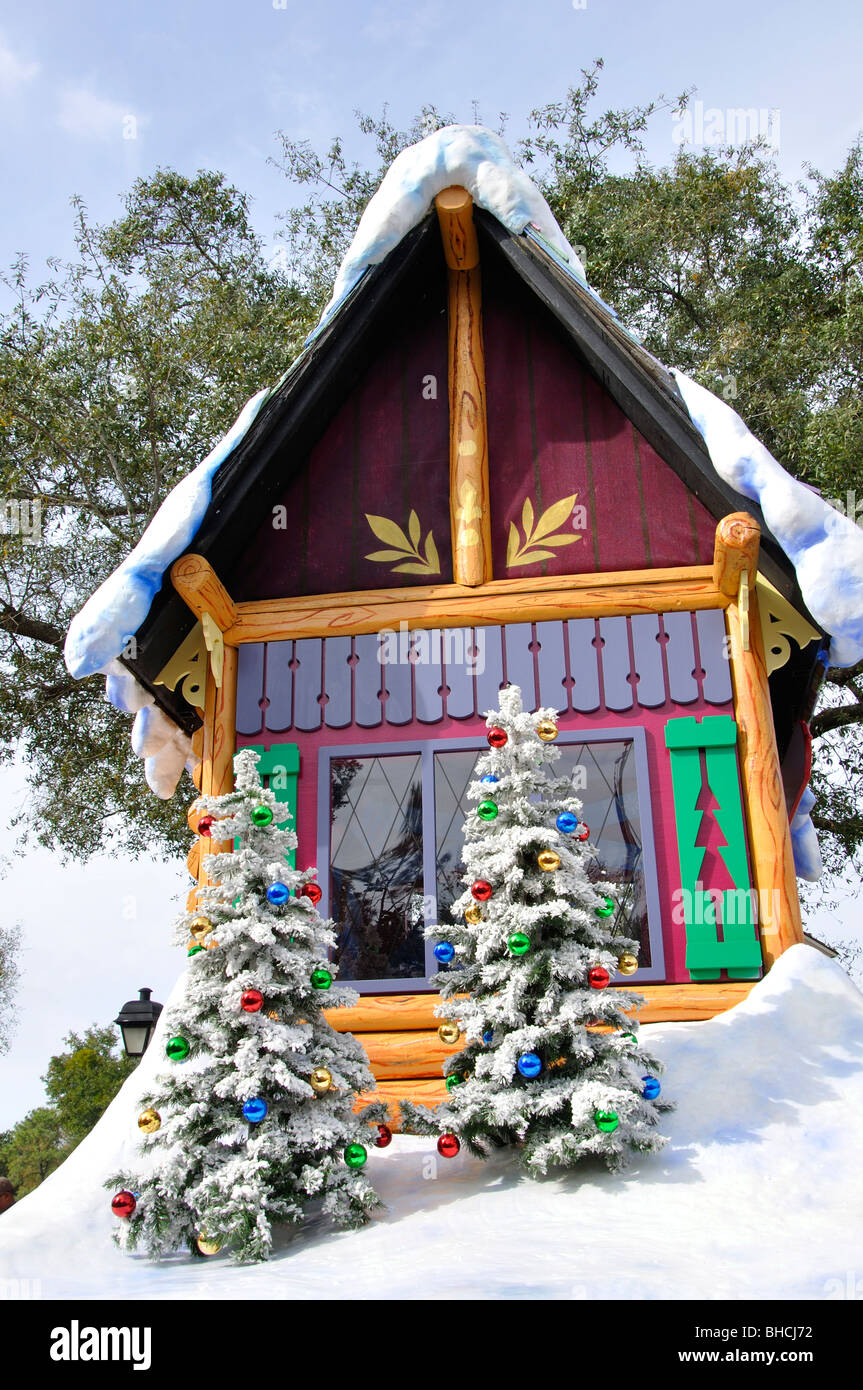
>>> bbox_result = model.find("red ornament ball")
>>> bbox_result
[241,989,264,1013]
[111,1189,136,1219]
[588,966,611,990]
[577,823,590,841]
[487,726,508,748]
[197,815,215,837]
[437,1133,460,1159]
[374,1124,393,1149]
[300,882,323,906]
[471,879,493,902]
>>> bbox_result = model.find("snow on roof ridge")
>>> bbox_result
[317,124,587,328]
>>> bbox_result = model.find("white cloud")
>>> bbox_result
[58,87,142,141]
[0,34,40,91]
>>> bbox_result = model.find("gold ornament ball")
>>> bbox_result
[464,904,483,925]
[617,952,639,976]
[267,1010,280,1021]
[310,1066,333,1094]
[537,849,561,872]
[537,719,559,742]
[438,1022,461,1045]
[137,1107,161,1134]
[196,1234,222,1256]
[190,915,213,941]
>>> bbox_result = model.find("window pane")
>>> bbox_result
[434,749,484,927]
[433,740,650,965]
[553,741,650,965]
[328,754,426,982]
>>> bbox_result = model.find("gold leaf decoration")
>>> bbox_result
[507,492,581,569]
[364,510,440,576]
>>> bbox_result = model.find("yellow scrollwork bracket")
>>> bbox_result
[755,576,821,675]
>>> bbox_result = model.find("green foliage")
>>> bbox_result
[0,920,22,1054]
[42,1024,138,1147]
[3,1107,66,1196]
[0,1024,137,1197]
[0,170,315,859]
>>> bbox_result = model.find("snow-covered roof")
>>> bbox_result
[62,124,863,856]
[317,125,587,327]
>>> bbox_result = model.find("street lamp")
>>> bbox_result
[115,987,163,1057]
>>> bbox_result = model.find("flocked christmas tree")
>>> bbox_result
[403,685,671,1173]
[108,749,388,1262]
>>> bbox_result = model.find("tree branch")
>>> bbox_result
[810,702,863,738]
[0,601,65,648]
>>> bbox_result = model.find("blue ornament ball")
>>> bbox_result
[482,1030,494,1045]
[434,942,455,965]
[480,774,499,785]
[556,811,579,834]
[243,1097,268,1123]
[266,882,290,906]
[642,1076,661,1100]
[517,1051,542,1079]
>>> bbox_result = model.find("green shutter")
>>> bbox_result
[664,716,762,982]
[245,742,300,868]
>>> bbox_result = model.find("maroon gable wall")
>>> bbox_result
[229,255,718,603]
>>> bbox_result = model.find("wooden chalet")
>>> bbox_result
[113,185,825,1118]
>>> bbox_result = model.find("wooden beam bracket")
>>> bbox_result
[171,553,238,632]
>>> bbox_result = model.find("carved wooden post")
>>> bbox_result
[435,186,492,587]
[172,555,239,899]
[714,513,804,967]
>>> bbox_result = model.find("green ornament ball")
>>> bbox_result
[166,1035,190,1062]
[594,896,615,918]
[595,1108,619,1133]
[251,804,274,827]
[507,932,531,957]
[445,1073,465,1093]
[310,967,333,990]
[187,944,203,957]
[344,1143,367,1169]
[477,799,499,821]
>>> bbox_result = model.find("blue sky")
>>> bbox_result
[2,0,862,1128]
[2,0,863,278]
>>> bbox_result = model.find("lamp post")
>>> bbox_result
[115,987,163,1057]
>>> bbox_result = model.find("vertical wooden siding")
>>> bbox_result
[228,256,719,605]
[481,259,718,580]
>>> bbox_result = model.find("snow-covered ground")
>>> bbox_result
[2,944,861,1301]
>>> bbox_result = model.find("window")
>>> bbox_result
[317,729,665,991]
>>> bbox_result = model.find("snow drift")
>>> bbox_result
[1,946,861,1300]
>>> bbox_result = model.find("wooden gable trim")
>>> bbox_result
[171,551,729,646]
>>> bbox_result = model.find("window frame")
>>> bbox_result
[316,726,666,992]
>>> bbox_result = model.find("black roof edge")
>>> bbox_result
[477,211,819,624]
[123,216,438,712]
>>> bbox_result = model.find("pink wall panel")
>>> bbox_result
[237,686,733,987]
